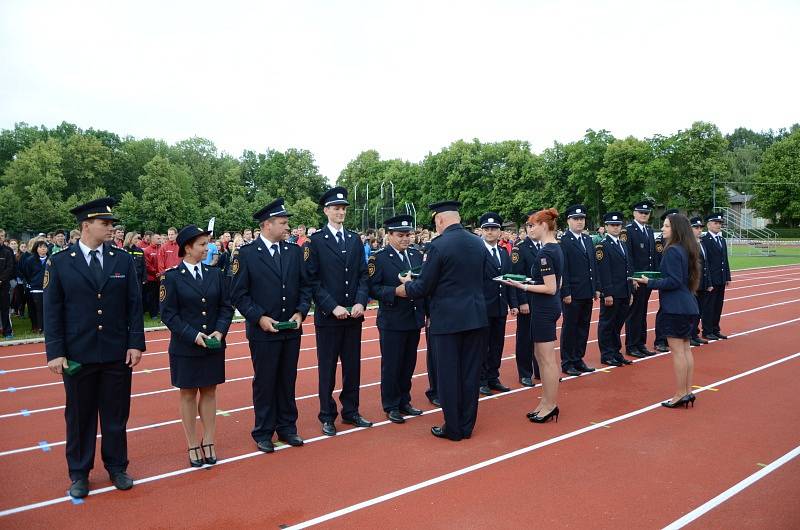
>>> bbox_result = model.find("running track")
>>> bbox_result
[0,264,798,528]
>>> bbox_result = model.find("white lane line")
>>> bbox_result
[3,345,797,521]
[1,292,797,420]
[3,277,799,380]
[281,351,800,530]
[2,266,797,360]
[662,444,800,529]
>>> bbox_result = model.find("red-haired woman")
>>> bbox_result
[502,208,564,423]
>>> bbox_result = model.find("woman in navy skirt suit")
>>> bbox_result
[503,208,564,424]
[634,214,700,409]
[160,225,234,466]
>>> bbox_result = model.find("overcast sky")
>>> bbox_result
[2,0,798,181]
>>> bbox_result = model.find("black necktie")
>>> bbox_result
[617,240,625,255]
[194,265,202,284]
[492,247,500,266]
[271,243,281,267]
[336,231,345,253]
[89,250,104,286]
[398,251,407,268]
[716,236,723,249]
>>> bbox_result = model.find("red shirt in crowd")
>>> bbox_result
[157,240,180,274]
[144,243,160,281]
[499,239,513,255]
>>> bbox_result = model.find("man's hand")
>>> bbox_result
[594,291,601,301]
[350,304,365,319]
[126,349,143,367]
[398,272,412,284]
[195,332,209,347]
[47,357,69,375]
[510,307,519,316]
[395,284,408,298]
[209,331,224,341]
[518,303,530,315]
[562,295,572,305]
[332,306,349,320]
[289,312,303,324]
[259,316,279,332]
[604,296,614,307]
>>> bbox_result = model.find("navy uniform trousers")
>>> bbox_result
[511,239,540,379]
[380,329,421,411]
[250,338,301,440]
[598,300,630,361]
[424,318,437,402]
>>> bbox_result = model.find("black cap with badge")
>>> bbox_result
[603,212,625,225]
[660,208,680,222]
[565,204,588,219]
[253,198,292,222]
[69,197,119,223]
[705,212,724,223]
[479,212,503,228]
[632,200,654,213]
[384,214,414,232]
[176,225,212,257]
[428,200,462,219]
[690,216,704,227]
[319,187,350,207]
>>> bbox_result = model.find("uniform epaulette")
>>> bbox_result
[115,246,129,253]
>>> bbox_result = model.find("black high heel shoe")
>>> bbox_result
[530,406,559,423]
[526,410,540,420]
[188,446,204,467]
[687,393,696,407]
[201,442,217,465]
[661,395,691,409]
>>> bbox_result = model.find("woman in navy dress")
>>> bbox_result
[503,208,564,423]
[634,213,700,408]
[160,225,234,466]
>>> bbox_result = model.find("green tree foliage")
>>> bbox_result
[752,129,800,226]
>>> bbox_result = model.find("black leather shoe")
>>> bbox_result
[616,356,633,365]
[278,434,304,447]
[601,359,623,367]
[342,415,373,428]
[562,367,582,377]
[387,410,405,424]
[639,346,657,356]
[400,404,423,416]
[479,385,493,396]
[655,343,670,353]
[430,397,441,407]
[110,472,134,491]
[488,381,511,392]
[626,349,646,359]
[519,377,534,387]
[702,334,719,341]
[695,337,709,344]
[690,337,702,347]
[716,333,728,339]
[68,478,89,499]
[431,426,461,440]
[576,362,595,373]
[257,439,275,453]
[321,422,337,436]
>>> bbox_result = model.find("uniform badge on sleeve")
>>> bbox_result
[232,258,240,275]
[620,232,628,243]
[368,260,376,277]
[43,270,50,289]
[303,246,310,262]
[159,284,167,303]
[595,247,604,261]
[541,257,548,265]
[511,250,519,264]
[655,241,664,253]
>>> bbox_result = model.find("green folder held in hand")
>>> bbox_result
[634,271,662,279]
[274,321,299,330]
[204,337,222,349]
[64,359,82,376]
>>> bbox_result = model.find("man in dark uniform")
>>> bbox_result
[397,201,488,441]
[478,212,518,395]
[690,216,712,346]
[559,204,599,376]
[44,197,145,498]
[701,212,731,340]
[625,200,658,358]
[511,210,541,386]
[595,212,634,367]
[367,214,425,424]
[304,187,373,436]
[653,208,680,353]
[230,198,311,452]
[0,229,14,338]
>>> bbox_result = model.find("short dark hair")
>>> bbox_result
[31,240,49,255]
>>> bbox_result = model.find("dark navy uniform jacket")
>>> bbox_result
[230,239,312,341]
[126,245,145,284]
[367,246,425,331]
[304,227,369,327]
[160,263,234,356]
[625,222,657,272]
[482,244,518,317]
[595,236,633,299]
[701,232,731,286]
[44,243,146,363]
[23,254,48,290]
[649,245,700,315]
[697,240,712,291]
[511,237,538,304]
[405,224,488,335]
[559,231,599,299]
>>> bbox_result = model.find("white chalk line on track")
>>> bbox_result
[3,274,799,379]
[1,263,798,361]
[1,319,798,520]
[0,288,798,424]
[662,444,800,529]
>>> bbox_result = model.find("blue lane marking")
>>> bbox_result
[20,409,30,417]
[38,441,51,452]
[6,387,15,392]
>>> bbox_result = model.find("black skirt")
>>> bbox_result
[170,350,226,389]
[657,312,700,340]
[531,307,561,343]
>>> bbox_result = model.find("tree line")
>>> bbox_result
[1,120,798,235]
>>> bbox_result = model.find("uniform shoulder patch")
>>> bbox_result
[619,232,628,243]
[303,245,310,261]
[43,270,50,289]
[595,247,604,261]
[655,241,664,253]
[232,258,240,275]
[511,250,520,264]
[368,260,376,277]
[159,283,167,303]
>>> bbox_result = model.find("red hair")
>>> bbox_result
[528,208,559,232]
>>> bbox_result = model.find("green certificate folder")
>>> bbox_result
[274,321,299,330]
[204,337,222,349]
[634,271,662,279]
[398,265,422,279]
[64,359,82,376]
